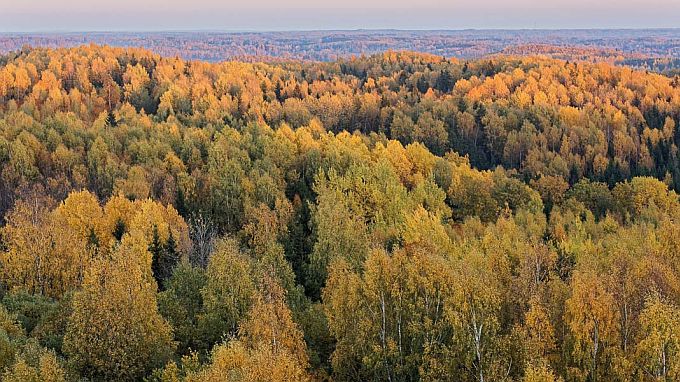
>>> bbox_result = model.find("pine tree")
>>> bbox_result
[112,218,126,242]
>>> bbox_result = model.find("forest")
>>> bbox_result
[1,45,680,381]
[2,29,679,64]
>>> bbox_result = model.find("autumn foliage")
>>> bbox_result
[1,45,680,381]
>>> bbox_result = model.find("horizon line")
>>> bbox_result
[2,27,680,34]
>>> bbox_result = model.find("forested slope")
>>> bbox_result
[1,46,680,381]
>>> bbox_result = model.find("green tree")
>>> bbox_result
[199,238,256,348]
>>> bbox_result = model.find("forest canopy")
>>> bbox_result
[1,45,680,381]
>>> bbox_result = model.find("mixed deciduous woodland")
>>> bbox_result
[1,45,680,381]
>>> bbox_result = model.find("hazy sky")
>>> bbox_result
[1,0,679,31]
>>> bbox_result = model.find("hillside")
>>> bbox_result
[1,45,680,381]
[2,29,680,62]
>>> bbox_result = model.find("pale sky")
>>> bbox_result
[1,0,679,31]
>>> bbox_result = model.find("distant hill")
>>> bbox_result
[1,29,679,63]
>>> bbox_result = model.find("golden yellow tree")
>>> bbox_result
[566,270,620,381]
[63,232,175,381]
[635,294,680,380]
[1,196,90,298]
[188,277,310,382]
